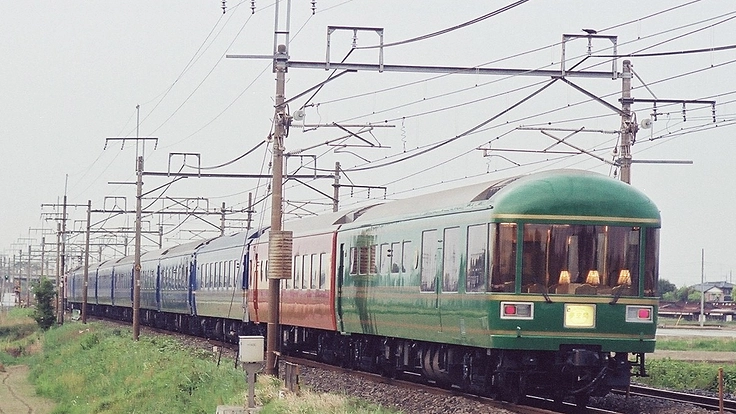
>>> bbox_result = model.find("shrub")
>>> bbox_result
[31,279,56,330]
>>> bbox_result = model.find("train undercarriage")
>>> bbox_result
[77,304,644,405]
[282,325,645,406]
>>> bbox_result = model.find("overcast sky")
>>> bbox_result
[1,1,734,289]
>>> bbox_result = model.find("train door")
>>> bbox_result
[110,269,116,306]
[155,263,161,312]
[241,251,250,322]
[420,229,443,332]
[94,269,99,305]
[437,227,461,334]
[129,265,135,304]
[336,243,345,332]
[188,257,197,316]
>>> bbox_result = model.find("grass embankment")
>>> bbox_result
[0,308,396,414]
[638,336,736,393]
[0,307,42,365]
[5,308,736,412]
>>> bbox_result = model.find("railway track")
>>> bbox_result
[613,384,736,413]
[283,354,624,414]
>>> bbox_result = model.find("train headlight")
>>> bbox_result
[626,305,653,323]
[500,302,533,320]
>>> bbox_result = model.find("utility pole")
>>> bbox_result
[105,105,158,341]
[220,202,226,236]
[619,60,634,184]
[59,194,67,325]
[700,248,705,327]
[266,43,289,377]
[83,200,91,324]
[40,237,45,280]
[134,154,143,340]
[55,222,61,321]
[332,162,340,212]
[26,246,31,307]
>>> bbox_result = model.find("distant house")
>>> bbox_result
[659,281,736,322]
[692,281,734,302]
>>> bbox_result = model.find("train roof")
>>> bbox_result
[275,206,378,235]
[197,231,250,253]
[159,238,211,257]
[491,169,661,225]
[341,169,660,227]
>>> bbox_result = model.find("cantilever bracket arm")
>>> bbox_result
[557,77,624,116]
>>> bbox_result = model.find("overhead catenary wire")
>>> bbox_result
[353,0,529,50]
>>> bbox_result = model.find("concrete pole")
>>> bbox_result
[220,202,226,236]
[40,237,45,280]
[332,162,340,212]
[26,246,31,306]
[55,223,61,321]
[133,155,143,341]
[247,193,253,232]
[83,200,91,324]
[619,60,634,184]
[60,195,67,324]
[700,249,705,327]
[266,43,288,376]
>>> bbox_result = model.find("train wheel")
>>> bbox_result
[574,393,590,407]
[499,372,522,404]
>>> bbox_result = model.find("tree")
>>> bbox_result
[658,279,677,298]
[32,278,56,330]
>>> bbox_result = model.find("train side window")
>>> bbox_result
[443,227,460,292]
[491,223,517,292]
[227,261,233,288]
[644,228,659,297]
[295,255,303,289]
[379,243,390,274]
[310,254,318,289]
[284,255,291,289]
[522,224,549,290]
[319,253,327,289]
[402,241,413,273]
[207,262,212,288]
[390,242,401,273]
[289,256,296,288]
[221,261,226,288]
[420,230,437,292]
[302,254,310,289]
[466,224,488,293]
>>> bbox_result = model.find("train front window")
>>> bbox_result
[643,228,659,297]
[518,223,644,296]
[490,223,516,292]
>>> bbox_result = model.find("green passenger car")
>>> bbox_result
[336,169,660,403]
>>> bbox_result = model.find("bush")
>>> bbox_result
[31,279,56,330]
[640,358,736,394]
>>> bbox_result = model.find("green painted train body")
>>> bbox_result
[337,169,660,355]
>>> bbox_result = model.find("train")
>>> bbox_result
[67,169,661,405]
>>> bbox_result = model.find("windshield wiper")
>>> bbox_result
[609,287,625,305]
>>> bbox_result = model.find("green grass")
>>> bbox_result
[656,336,736,352]
[0,315,400,414]
[0,307,43,366]
[639,359,736,394]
